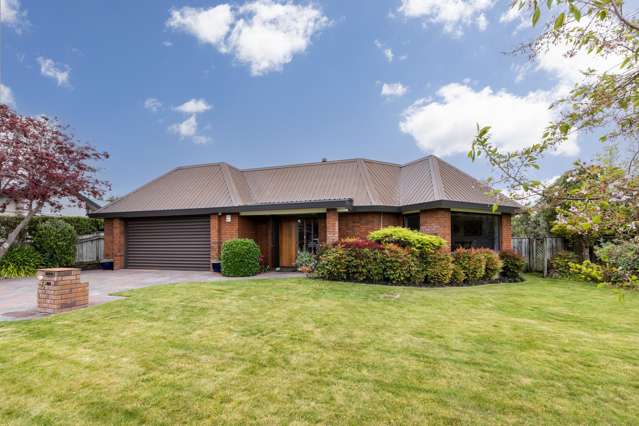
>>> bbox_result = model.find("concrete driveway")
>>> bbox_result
[0,269,303,321]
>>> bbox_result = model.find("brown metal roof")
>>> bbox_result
[94,155,519,217]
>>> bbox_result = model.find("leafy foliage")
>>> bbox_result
[295,251,317,273]
[548,250,580,278]
[423,250,454,286]
[315,244,385,283]
[380,244,424,286]
[595,239,639,285]
[476,248,503,280]
[450,264,466,286]
[0,104,109,259]
[221,239,261,277]
[368,227,446,255]
[569,260,604,283]
[32,219,77,268]
[499,250,526,281]
[0,245,42,278]
[452,248,486,283]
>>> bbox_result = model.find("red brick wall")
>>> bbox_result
[420,209,451,247]
[501,214,512,251]
[338,212,402,240]
[326,209,339,244]
[103,218,125,269]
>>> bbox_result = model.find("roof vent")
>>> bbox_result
[321,158,327,162]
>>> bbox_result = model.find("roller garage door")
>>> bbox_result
[125,216,210,270]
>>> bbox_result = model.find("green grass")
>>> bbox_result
[1,276,638,425]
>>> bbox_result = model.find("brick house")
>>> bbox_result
[91,156,519,271]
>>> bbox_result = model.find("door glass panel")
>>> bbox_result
[297,218,320,254]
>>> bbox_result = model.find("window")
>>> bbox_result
[297,218,320,254]
[404,214,420,231]
[451,212,500,250]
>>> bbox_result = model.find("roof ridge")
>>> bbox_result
[220,163,242,206]
[356,159,379,205]
[400,154,436,168]
[428,156,446,201]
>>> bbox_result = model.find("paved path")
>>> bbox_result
[0,269,303,321]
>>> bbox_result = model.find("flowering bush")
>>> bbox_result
[295,251,317,273]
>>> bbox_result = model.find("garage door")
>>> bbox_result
[126,216,210,270]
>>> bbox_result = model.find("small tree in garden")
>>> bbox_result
[0,104,110,259]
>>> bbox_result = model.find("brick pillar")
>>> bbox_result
[500,214,512,251]
[210,214,220,264]
[420,209,451,248]
[104,218,125,269]
[220,213,240,248]
[326,209,339,245]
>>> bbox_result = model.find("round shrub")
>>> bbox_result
[381,244,424,285]
[476,248,502,280]
[452,248,486,284]
[32,219,77,268]
[548,250,580,278]
[368,227,446,255]
[315,247,349,281]
[499,250,526,281]
[423,250,453,286]
[315,242,384,283]
[221,239,261,277]
[0,245,42,278]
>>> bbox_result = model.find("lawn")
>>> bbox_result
[1,276,638,425]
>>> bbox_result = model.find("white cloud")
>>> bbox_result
[144,98,162,112]
[399,83,578,157]
[0,84,15,106]
[174,98,211,114]
[1,0,27,31]
[167,0,329,76]
[381,82,408,97]
[193,135,211,145]
[374,40,394,62]
[162,41,173,47]
[398,0,494,36]
[37,57,71,87]
[170,114,198,138]
[167,4,234,47]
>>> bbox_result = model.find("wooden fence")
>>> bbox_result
[512,237,565,275]
[76,232,104,264]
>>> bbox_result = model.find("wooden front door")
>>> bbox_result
[279,217,297,268]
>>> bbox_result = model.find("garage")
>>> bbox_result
[125,216,211,271]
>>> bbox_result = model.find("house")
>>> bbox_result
[91,155,519,271]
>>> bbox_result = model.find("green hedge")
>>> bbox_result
[32,220,77,268]
[368,227,447,255]
[0,215,103,243]
[221,239,261,277]
[452,248,486,283]
[499,250,526,281]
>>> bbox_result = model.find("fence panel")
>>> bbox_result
[512,237,565,274]
[76,232,104,263]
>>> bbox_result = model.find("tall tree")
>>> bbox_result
[470,0,639,202]
[0,104,110,258]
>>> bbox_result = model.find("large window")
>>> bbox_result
[297,218,320,254]
[451,212,500,250]
[404,214,420,231]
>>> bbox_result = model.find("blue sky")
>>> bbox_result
[1,0,607,199]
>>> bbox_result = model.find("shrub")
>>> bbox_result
[368,227,446,255]
[381,244,424,285]
[595,240,639,284]
[476,248,502,280]
[221,239,261,277]
[335,238,382,250]
[423,250,453,286]
[452,248,486,283]
[296,250,317,273]
[450,264,466,285]
[569,260,604,283]
[548,251,580,278]
[31,219,77,268]
[0,245,42,278]
[27,216,104,237]
[499,250,526,281]
[315,244,385,283]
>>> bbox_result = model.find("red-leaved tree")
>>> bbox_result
[0,104,110,258]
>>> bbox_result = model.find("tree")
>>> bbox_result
[470,0,639,203]
[0,104,110,259]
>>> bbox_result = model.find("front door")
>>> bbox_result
[279,217,297,268]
